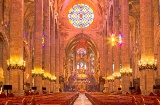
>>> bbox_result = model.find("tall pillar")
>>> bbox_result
[121,0,130,93]
[107,49,113,93]
[55,0,60,92]
[43,0,51,93]
[140,0,154,94]
[0,0,3,31]
[106,1,114,93]
[50,0,55,93]
[9,0,24,95]
[33,0,43,94]
[113,0,121,92]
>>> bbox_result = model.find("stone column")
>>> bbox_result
[113,0,120,92]
[50,0,55,93]
[140,0,154,94]
[43,0,51,93]
[33,0,43,94]
[9,0,24,95]
[0,0,3,31]
[121,0,130,93]
[157,44,160,78]
[0,39,4,83]
[55,0,60,93]
[107,49,113,93]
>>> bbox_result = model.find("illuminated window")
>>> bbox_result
[68,4,94,28]
[77,48,86,56]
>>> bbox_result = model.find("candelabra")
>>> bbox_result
[120,68,132,76]
[50,75,56,82]
[7,59,26,71]
[32,69,44,77]
[138,59,157,70]
[107,76,114,82]
[113,72,121,79]
[43,73,51,80]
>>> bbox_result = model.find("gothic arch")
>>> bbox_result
[65,33,99,58]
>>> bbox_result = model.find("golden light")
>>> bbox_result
[7,58,26,70]
[107,75,114,82]
[113,72,121,79]
[32,68,44,75]
[120,68,132,76]
[51,75,56,81]
[138,58,157,70]
[106,33,118,47]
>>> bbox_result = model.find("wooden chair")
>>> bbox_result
[30,96,36,105]
[132,96,137,105]
[140,97,145,105]
[22,98,27,105]
[155,99,160,105]
[5,100,13,105]
[133,102,137,105]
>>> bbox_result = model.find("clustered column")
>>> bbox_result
[0,0,3,31]
[121,0,130,93]
[55,0,60,92]
[33,0,43,94]
[9,0,24,95]
[140,0,154,94]
[113,0,121,92]
[50,0,56,93]
[43,0,51,93]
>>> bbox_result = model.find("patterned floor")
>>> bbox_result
[73,93,92,105]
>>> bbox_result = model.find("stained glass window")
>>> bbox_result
[77,48,86,56]
[68,4,94,28]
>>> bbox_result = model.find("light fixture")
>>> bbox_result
[113,72,121,79]
[7,59,26,71]
[138,58,157,70]
[43,73,51,80]
[120,68,132,76]
[50,75,56,82]
[32,69,44,77]
[107,75,114,82]
[111,33,116,46]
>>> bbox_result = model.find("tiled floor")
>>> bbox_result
[73,93,92,105]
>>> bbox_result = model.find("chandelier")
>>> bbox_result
[113,72,121,79]
[120,68,132,76]
[138,59,157,70]
[107,75,114,82]
[32,69,44,77]
[7,59,26,71]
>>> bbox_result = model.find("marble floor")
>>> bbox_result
[73,93,92,105]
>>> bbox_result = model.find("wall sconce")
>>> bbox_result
[138,59,157,70]
[113,72,121,79]
[7,59,26,71]
[107,75,114,82]
[120,68,132,76]
[32,69,44,77]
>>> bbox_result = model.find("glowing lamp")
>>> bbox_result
[120,68,132,76]
[7,59,26,71]
[138,58,157,70]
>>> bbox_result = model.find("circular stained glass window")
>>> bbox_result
[68,4,94,28]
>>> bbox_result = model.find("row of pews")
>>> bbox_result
[85,92,160,105]
[0,92,79,105]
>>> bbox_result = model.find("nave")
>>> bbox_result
[1,92,160,105]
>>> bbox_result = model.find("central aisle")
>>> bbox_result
[73,93,92,105]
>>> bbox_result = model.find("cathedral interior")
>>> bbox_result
[0,0,160,104]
